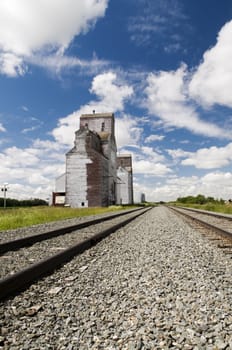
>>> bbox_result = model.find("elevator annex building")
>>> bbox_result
[53,112,133,208]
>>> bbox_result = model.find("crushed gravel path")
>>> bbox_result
[0,209,146,279]
[0,206,232,350]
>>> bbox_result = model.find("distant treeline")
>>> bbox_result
[0,197,48,207]
[176,194,225,205]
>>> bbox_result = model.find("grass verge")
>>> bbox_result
[0,205,135,232]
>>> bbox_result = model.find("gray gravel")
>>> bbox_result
[172,207,232,234]
[0,209,146,279]
[0,206,232,349]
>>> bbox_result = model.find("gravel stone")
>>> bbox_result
[0,206,232,349]
[0,210,144,278]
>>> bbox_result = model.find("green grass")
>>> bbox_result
[171,202,232,215]
[0,205,135,231]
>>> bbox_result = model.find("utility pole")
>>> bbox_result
[1,183,8,209]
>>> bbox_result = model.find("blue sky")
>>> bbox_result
[0,0,232,202]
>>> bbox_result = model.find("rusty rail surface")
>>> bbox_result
[172,206,232,221]
[168,206,232,241]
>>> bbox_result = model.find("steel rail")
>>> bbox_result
[168,206,232,241]
[172,206,232,221]
[0,207,151,300]
[0,207,144,254]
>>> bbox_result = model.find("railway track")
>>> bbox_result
[0,207,150,300]
[2,206,232,349]
[168,206,232,251]
[0,207,145,252]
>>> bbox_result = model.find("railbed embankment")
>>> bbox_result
[1,206,231,349]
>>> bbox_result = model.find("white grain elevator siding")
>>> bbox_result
[65,151,92,208]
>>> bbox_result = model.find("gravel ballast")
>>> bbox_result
[171,207,232,234]
[0,206,232,349]
[0,209,147,279]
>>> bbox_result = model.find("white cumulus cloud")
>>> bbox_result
[181,142,232,169]
[167,148,192,160]
[202,172,232,188]
[133,160,171,176]
[90,72,133,112]
[145,134,165,143]
[0,123,6,132]
[0,142,66,200]
[137,171,232,202]
[189,20,232,108]
[0,0,108,76]
[145,64,230,138]
[115,115,142,149]
[52,72,134,146]
[121,145,172,177]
